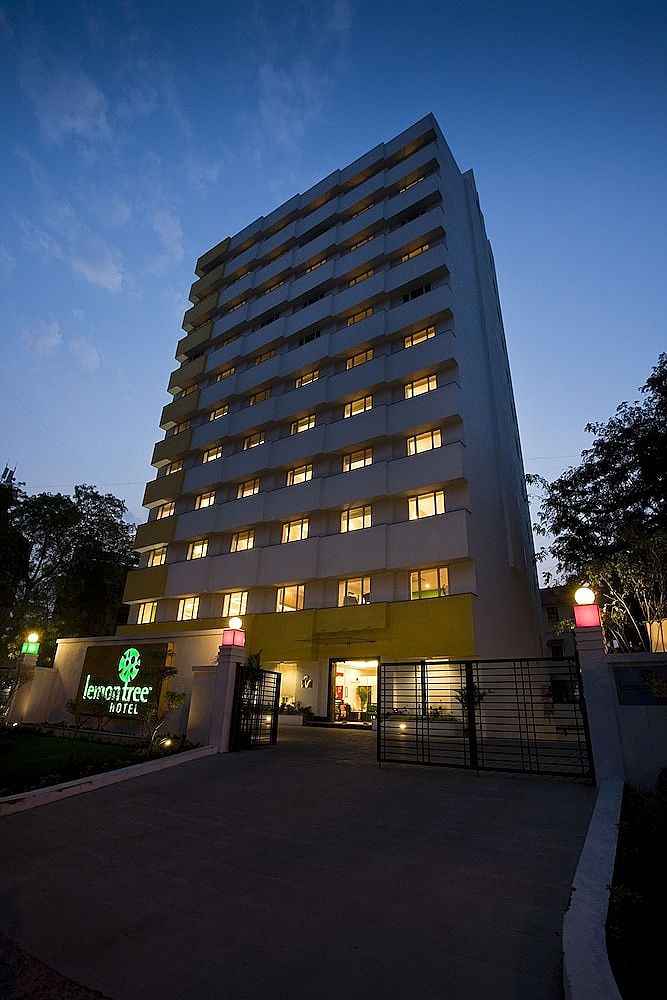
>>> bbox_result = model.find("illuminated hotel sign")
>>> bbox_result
[75,643,172,719]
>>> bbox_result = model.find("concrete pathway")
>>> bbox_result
[0,727,594,1000]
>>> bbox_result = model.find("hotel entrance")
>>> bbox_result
[329,658,378,726]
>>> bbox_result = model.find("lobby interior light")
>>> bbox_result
[574,587,596,606]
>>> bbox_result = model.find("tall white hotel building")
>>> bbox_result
[120,114,543,718]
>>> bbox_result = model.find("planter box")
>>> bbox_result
[278,714,305,727]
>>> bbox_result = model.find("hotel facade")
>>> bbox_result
[111,114,543,723]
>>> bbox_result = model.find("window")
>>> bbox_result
[347,306,373,326]
[216,367,235,382]
[243,431,265,450]
[177,596,200,621]
[338,577,371,606]
[291,414,315,435]
[195,491,215,510]
[405,375,437,399]
[178,384,197,399]
[187,539,208,560]
[403,283,431,303]
[276,585,305,613]
[266,279,284,293]
[342,447,372,472]
[222,591,248,617]
[148,547,167,567]
[398,175,424,193]
[259,315,279,330]
[287,464,313,486]
[407,429,442,455]
[228,299,246,313]
[349,235,372,252]
[408,491,446,520]
[349,268,373,287]
[346,348,374,370]
[400,243,430,263]
[404,325,436,349]
[174,420,191,435]
[137,601,157,624]
[282,518,309,543]
[305,257,326,273]
[410,567,449,600]
[295,369,319,388]
[344,395,372,418]
[237,478,260,498]
[255,348,276,364]
[156,501,175,520]
[209,404,229,421]
[230,529,254,552]
[546,606,560,624]
[340,506,371,532]
[297,329,321,347]
[203,445,223,463]
[164,459,182,476]
[249,388,271,406]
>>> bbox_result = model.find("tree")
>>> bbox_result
[0,482,137,667]
[529,354,667,650]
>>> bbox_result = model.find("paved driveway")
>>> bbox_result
[0,727,594,1000]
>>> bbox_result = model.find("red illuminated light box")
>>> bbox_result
[222,628,246,647]
[574,604,601,628]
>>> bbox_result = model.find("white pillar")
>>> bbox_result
[575,626,625,783]
[209,643,244,752]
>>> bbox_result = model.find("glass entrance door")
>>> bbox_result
[330,659,378,725]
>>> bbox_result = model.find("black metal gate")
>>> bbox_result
[378,657,592,778]
[229,664,281,750]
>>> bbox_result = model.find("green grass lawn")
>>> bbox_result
[0,731,140,796]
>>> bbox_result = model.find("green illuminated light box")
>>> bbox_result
[21,641,40,655]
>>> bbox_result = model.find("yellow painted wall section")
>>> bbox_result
[160,391,200,429]
[189,259,227,303]
[123,565,170,603]
[167,355,206,394]
[143,469,185,508]
[133,516,177,551]
[152,427,193,466]
[182,291,219,333]
[195,236,230,277]
[176,321,213,362]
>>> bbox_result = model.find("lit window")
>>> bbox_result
[349,235,372,252]
[255,349,275,365]
[148,547,167,567]
[405,375,437,399]
[349,268,374,287]
[178,384,197,399]
[340,506,371,532]
[408,491,446,519]
[342,447,372,472]
[276,585,305,613]
[295,369,319,388]
[156,501,175,520]
[237,478,260,498]
[407,429,442,455]
[287,464,313,486]
[177,596,200,621]
[249,388,271,406]
[305,257,326,273]
[222,591,248,617]
[187,539,208,560]
[209,404,229,421]
[346,348,373,370]
[344,395,372,419]
[164,460,182,476]
[338,577,371,607]
[216,367,235,382]
[266,279,284,293]
[137,601,157,624]
[400,243,430,263]
[404,325,436,349]
[174,420,191,435]
[203,445,223,463]
[347,306,373,326]
[230,529,254,552]
[410,567,449,600]
[228,299,246,312]
[398,175,424,193]
[244,431,265,450]
[291,414,315,435]
[282,518,309,543]
[195,491,215,510]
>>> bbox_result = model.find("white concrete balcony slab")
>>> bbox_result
[295,198,339,243]
[257,536,319,585]
[383,171,442,223]
[215,269,254,309]
[332,271,387,317]
[289,258,337,302]
[292,229,339,271]
[281,296,335,341]
[385,508,470,569]
[384,143,439,188]
[385,284,453,337]
[387,441,466,493]
[258,219,297,260]
[385,246,448,296]
[263,479,324,523]
[384,206,446,258]
[386,383,462,434]
[234,352,283,395]
[322,408,387,453]
[336,202,385,247]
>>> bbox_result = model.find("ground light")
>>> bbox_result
[573,586,601,627]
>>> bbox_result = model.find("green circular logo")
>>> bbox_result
[118,647,141,684]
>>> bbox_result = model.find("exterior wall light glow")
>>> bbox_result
[27,632,40,643]
[229,616,243,630]
[574,587,596,606]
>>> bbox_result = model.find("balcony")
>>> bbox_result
[167,355,207,395]
[123,565,169,603]
[160,392,200,430]
[133,517,177,551]
[175,321,213,364]
[182,290,219,333]
[152,427,193,467]
[143,469,185,509]
[195,236,231,278]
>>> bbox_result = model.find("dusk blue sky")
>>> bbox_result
[1,1,665,558]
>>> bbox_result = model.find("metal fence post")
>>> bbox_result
[464,661,479,770]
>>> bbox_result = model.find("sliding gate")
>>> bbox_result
[378,657,592,778]
[229,665,281,750]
